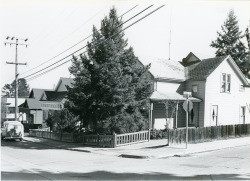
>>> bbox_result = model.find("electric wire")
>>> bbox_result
[26,5,165,82]
[23,5,153,79]
[19,5,139,77]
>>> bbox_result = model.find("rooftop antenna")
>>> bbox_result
[168,7,172,60]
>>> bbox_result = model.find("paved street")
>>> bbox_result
[2,138,250,180]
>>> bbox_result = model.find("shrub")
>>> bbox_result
[150,129,169,139]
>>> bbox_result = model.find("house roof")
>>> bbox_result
[150,91,202,102]
[54,77,74,92]
[139,57,186,81]
[29,88,51,100]
[19,98,41,110]
[41,91,67,102]
[187,55,228,80]
[186,55,249,85]
[181,52,201,67]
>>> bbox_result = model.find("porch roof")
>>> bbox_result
[150,91,202,102]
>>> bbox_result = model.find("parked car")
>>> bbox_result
[1,121,24,141]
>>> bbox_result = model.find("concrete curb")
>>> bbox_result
[68,148,91,153]
[118,154,149,159]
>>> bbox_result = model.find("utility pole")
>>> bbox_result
[248,20,250,63]
[5,36,28,122]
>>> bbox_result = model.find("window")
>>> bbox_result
[240,106,246,124]
[8,107,15,114]
[239,85,245,92]
[189,109,195,126]
[192,85,198,93]
[227,74,231,92]
[154,81,157,91]
[221,73,231,93]
[212,105,218,126]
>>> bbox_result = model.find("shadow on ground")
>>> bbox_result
[1,170,249,180]
[1,138,87,151]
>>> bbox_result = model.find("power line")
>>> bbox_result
[20,5,139,77]
[23,5,153,80]
[55,5,108,45]
[26,5,165,82]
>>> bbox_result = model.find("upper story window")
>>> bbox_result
[154,81,157,91]
[239,85,245,92]
[221,73,231,93]
[192,85,198,93]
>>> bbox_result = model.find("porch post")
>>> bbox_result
[175,101,179,129]
[149,102,153,129]
[164,101,168,129]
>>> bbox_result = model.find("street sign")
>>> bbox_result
[183,91,192,99]
[183,100,193,112]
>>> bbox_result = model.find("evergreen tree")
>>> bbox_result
[67,8,152,134]
[240,27,250,78]
[211,10,248,66]
[2,78,30,97]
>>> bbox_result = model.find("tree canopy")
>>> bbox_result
[67,8,152,134]
[2,78,30,98]
[210,10,249,74]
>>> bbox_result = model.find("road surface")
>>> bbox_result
[2,139,250,180]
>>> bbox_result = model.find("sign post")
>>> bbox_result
[183,92,193,149]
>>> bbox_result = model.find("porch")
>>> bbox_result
[149,91,202,129]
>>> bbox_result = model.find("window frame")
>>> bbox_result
[211,105,218,126]
[221,73,231,93]
[240,106,246,124]
[239,85,245,92]
[192,85,198,93]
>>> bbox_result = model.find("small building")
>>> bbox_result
[19,77,74,125]
[1,97,26,122]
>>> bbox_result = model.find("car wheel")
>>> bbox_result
[19,138,23,141]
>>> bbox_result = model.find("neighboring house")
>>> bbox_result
[19,98,43,124]
[140,53,250,129]
[1,97,26,122]
[19,77,74,125]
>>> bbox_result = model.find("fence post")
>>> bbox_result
[148,129,150,142]
[167,129,170,146]
[97,134,100,146]
[82,132,85,144]
[113,132,117,148]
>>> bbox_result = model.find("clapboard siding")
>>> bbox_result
[205,58,250,126]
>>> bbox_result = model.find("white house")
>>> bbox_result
[1,97,26,122]
[141,53,250,129]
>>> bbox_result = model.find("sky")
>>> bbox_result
[0,0,250,91]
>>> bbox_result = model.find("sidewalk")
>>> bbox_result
[23,136,250,159]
